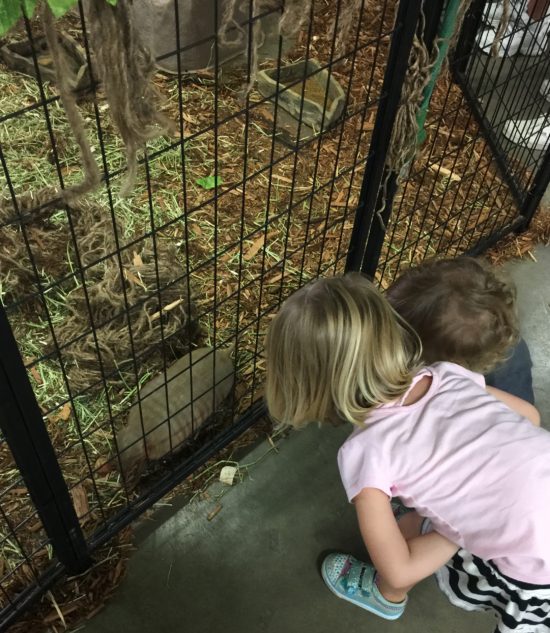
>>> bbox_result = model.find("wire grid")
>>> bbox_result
[0,0,396,614]
[461,4,550,198]
[374,5,549,287]
[0,438,52,615]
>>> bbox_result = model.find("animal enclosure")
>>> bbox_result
[0,0,549,629]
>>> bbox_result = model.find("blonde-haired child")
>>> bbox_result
[265,273,548,632]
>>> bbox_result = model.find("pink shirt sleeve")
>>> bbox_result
[337,435,393,502]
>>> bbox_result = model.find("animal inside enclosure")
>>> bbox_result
[0,0,547,629]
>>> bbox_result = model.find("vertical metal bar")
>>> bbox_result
[333,0,391,268]
[359,172,398,277]
[423,0,446,49]
[453,72,526,206]
[452,0,484,74]
[0,306,91,575]
[345,0,424,273]
[318,0,368,275]
[172,0,197,437]
[520,145,550,228]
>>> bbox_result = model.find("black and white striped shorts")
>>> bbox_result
[436,549,550,632]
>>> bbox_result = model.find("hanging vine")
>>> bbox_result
[1,0,176,211]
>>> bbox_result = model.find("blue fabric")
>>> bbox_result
[485,338,535,405]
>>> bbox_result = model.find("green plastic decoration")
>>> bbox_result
[416,0,463,145]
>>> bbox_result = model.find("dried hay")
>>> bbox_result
[487,210,550,265]
[56,224,198,394]
[42,5,101,200]
[7,528,133,633]
[0,224,66,302]
[83,0,176,195]
[0,198,198,393]
[0,191,78,305]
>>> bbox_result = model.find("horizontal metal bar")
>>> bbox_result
[0,562,64,632]
[87,399,266,549]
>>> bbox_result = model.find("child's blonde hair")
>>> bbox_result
[265,272,422,428]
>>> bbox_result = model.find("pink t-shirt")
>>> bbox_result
[338,361,550,585]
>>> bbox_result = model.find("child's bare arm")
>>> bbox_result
[486,386,540,426]
[354,487,458,590]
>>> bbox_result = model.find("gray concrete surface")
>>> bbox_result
[508,245,550,418]
[76,247,550,633]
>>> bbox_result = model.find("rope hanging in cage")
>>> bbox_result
[377,0,512,230]
[1,0,176,222]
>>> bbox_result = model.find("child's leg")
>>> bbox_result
[356,490,458,599]
[322,496,457,620]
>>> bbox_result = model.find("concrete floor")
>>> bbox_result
[75,246,550,633]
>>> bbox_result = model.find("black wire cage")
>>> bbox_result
[0,0,549,628]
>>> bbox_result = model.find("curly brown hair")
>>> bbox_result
[386,257,519,374]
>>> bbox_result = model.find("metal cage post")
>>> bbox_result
[0,305,92,576]
[346,0,430,274]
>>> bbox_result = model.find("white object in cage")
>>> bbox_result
[502,115,550,151]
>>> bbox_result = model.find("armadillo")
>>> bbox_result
[116,347,234,484]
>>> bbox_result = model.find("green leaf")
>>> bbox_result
[195,175,222,190]
[0,0,114,36]
[46,0,77,18]
[0,0,24,36]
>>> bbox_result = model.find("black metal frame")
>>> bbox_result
[345,0,426,273]
[452,0,526,208]
[1,0,550,628]
[352,0,448,277]
[362,0,550,288]
[452,0,550,228]
[0,1,398,626]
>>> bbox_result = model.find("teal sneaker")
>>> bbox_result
[321,553,407,620]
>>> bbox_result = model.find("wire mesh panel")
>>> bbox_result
[4,1,548,627]
[373,0,550,287]
[0,447,53,618]
[456,0,550,204]
[0,0,404,623]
